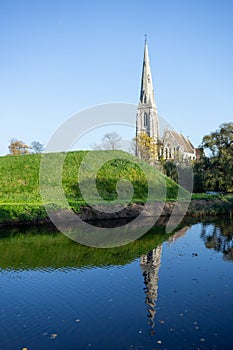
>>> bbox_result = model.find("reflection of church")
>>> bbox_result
[140,245,162,335]
[140,227,189,335]
[136,38,196,162]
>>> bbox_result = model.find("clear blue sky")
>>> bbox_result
[1,0,233,155]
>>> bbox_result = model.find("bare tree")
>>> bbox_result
[31,141,44,153]
[102,132,122,150]
[91,132,122,150]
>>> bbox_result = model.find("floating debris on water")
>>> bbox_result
[50,333,58,339]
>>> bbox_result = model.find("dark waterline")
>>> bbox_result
[0,218,232,349]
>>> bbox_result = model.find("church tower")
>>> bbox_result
[136,37,160,161]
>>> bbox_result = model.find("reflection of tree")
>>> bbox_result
[140,245,162,335]
[200,223,233,261]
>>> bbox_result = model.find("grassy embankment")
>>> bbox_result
[190,193,233,217]
[1,150,233,224]
[0,150,182,224]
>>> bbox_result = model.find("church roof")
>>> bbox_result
[164,130,195,154]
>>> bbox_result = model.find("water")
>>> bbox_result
[0,219,232,349]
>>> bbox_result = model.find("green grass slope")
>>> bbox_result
[0,150,182,223]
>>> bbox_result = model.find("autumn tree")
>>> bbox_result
[134,132,158,163]
[8,139,31,155]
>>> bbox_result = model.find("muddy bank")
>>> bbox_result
[0,198,233,227]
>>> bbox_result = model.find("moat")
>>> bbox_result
[0,218,232,349]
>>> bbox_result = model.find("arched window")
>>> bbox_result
[144,112,149,126]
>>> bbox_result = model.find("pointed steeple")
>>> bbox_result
[136,37,160,162]
[139,37,156,107]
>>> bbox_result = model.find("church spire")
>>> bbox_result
[136,37,160,162]
[139,37,156,107]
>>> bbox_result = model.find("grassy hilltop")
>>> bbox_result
[0,150,181,223]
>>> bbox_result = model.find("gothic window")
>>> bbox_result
[144,112,149,126]
[144,94,147,103]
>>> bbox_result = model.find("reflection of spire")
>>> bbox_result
[167,226,189,244]
[140,245,162,335]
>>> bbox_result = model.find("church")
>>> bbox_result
[136,38,196,162]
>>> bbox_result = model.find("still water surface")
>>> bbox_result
[0,219,232,350]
